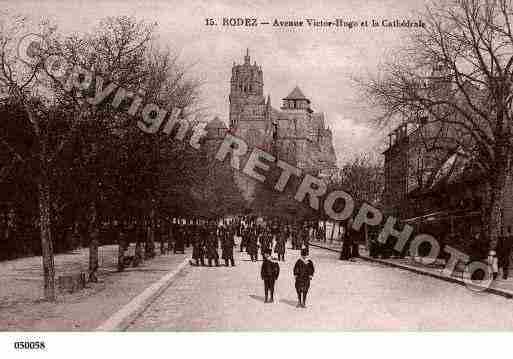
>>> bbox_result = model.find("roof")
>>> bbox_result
[205,117,227,129]
[283,86,309,101]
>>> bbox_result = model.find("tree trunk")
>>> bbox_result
[485,138,512,251]
[145,203,156,259]
[88,202,99,282]
[23,100,55,300]
[38,167,56,301]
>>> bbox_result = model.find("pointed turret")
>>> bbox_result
[284,86,309,102]
[281,86,312,111]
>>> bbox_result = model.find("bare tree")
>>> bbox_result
[0,14,202,298]
[335,155,384,206]
[364,0,513,247]
[0,15,59,300]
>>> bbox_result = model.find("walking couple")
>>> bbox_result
[260,248,315,308]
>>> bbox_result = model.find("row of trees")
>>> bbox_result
[0,12,386,302]
[0,14,244,300]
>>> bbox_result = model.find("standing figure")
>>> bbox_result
[247,229,259,261]
[293,248,315,308]
[167,223,175,254]
[206,229,220,266]
[260,231,271,257]
[156,221,166,255]
[488,249,499,280]
[301,226,310,253]
[174,226,185,254]
[340,221,353,260]
[293,226,301,250]
[260,251,280,303]
[222,229,236,266]
[117,223,128,272]
[240,226,247,252]
[497,226,513,279]
[275,230,286,261]
[184,224,191,248]
[192,227,205,266]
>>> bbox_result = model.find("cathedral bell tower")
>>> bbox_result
[229,49,265,129]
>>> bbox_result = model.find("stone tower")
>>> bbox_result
[229,50,273,202]
[229,49,270,147]
[224,50,338,203]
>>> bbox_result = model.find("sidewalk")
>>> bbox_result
[309,240,513,299]
[0,244,190,331]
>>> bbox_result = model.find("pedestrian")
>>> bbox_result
[117,223,128,272]
[340,234,352,260]
[157,221,166,255]
[167,223,175,253]
[488,249,499,280]
[340,220,353,260]
[206,228,220,267]
[240,227,248,252]
[351,229,360,258]
[293,248,315,308]
[248,231,259,261]
[192,227,205,266]
[292,226,299,250]
[222,228,236,266]
[174,226,185,254]
[275,230,286,261]
[497,226,513,279]
[260,251,280,303]
[302,226,310,253]
[260,231,270,256]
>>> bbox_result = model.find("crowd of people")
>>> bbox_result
[182,220,313,267]
[175,219,316,307]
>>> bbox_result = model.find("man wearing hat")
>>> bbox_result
[222,227,236,266]
[293,248,315,308]
[206,227,220,267]
[260,251,280,303]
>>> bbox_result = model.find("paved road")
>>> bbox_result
[128,246,513,330]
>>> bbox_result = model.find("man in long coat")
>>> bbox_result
[275,230,287,262]
[222,228,236,266]
[192,227,205,266]
[247,229,259,262]
[174,226,185,254]
[206,228,220,266]
[497,226,513,279]
[240,226,248,252]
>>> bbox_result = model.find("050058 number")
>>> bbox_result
[14,341,46,350]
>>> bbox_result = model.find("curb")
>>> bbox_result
[96,257,190,331]
[309,242,513,300]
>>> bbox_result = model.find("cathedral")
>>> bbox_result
[206,49,338,201]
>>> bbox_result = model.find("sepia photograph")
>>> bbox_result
[1,0,513,356]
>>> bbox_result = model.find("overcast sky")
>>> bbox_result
[6,0,429,164]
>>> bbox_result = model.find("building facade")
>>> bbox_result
[206,49,338,202]
[383,114,513,253]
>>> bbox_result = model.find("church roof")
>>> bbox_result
[205,117,227,129]
[283,86,309,100]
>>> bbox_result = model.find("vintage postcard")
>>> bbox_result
[1,0,513,355]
